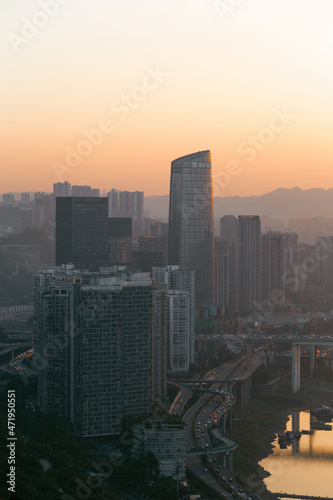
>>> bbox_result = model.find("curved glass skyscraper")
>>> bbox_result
[168,151,215,306]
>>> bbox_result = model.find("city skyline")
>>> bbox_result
[2,2,333,498]
[2,1,333,196]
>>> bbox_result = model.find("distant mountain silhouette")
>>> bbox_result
[145,187,333,221]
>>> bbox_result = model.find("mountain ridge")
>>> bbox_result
[144,187,333,220]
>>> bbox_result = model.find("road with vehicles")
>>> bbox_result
[178,355,264,499]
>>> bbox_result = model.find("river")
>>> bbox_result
[259,410,333,497]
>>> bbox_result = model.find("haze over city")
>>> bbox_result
[1,0,333,196]
[2,2,333,500]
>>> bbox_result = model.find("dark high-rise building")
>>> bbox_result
[34,266,153,438]
[237,215,261,314]
[215,239,236,315]
[152,284,168,404]
[168,151,215,306]
[109,217,132,266]
[56,197,109,271]
[316,236,333,287]
[262,232,284,307]
[131,250,164,273]
[138,236,168,267]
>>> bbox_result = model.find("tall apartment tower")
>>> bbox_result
[237,215,261,314]
[56,197,109,271]
[108,189,119,217]
[262,232,284,308]
[33,267,73,419]
[220,215,238,243]
[152,266,195,365]
[167,290,189,373]
[168,151,215,306]
[152,284,168,403]
[34,266,153,438]
[215,239,236,315]
[53,181,72,197]
[281,232,299,274]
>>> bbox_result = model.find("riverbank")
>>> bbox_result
[228,379,333,500]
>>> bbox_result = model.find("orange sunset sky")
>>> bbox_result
[1,0,333,196]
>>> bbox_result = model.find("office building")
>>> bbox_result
[237,215,261,314]
[138,236,168,267]
[215,239,236,315]
[56,197,109,271]
[168,151,215,306]
[262,232,284,307]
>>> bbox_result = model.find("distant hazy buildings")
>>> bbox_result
[3,193,15,204]
[53,181,72,197]
[168,151,215,306]
[144,219,168,237]
[34,266,153,438]
[72,185,100,197]
[21,192,31,203]
[53,182,100,198]
[220,215,238,244]
[107,189,144,238]
[237,215,261,314]
[109,217,132,267]
[56,197,109,271]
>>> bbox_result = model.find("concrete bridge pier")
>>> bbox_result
[292,343,301,393]
[310,344,315,378]
[292,412,300,456]
[221,414,226,433]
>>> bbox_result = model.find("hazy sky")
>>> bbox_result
[1,0,333,196]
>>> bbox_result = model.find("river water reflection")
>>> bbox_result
[259,410,333,497]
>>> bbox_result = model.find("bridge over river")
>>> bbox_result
[274,494,333,500]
